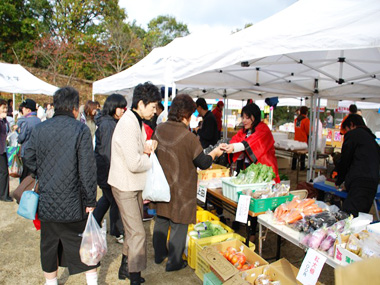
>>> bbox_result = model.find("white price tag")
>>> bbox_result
[197,185,207,203]
[297,248,327,285]
[235,194,251,224]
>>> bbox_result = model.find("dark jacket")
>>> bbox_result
[24,111,97,222]
[17,112,41,157]
[336,127,380,187]
[0,118,9,154]
[94,114,117,188]
[198,111,219,148]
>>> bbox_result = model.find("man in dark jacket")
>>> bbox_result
[24,87,99,285]
[195,98,219,148]
[336,114,380,217]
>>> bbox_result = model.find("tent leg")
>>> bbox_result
[13,93,16,120]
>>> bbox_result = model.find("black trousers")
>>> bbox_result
[292,154,306,170]
[153,215,188,270]
[0,153,11,200]
[93,185,123,237]
[20,157,33,182]
[343,178,378,217]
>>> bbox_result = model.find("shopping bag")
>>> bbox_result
[17,188,39,220]
[142,152,171,202]
[12,175,39,204]
[9,154,23,178]
[79,211,107,266]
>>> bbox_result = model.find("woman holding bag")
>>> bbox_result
[0,98,12,202]
[152,94,223,271]
[108,82,161,285]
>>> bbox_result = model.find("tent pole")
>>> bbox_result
[307,95,314,182]
[172,82,176,99]
[223,90,227,140]
[92,93,95,101]
[313,96,321,180]
[13,93,15,119]
[164,85,169,112]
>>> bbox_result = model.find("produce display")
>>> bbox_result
[219,246,260,271]
[230,163,275,185]
[242,183,290,199]
[343,230,380,258]
[251,268,281,285]
[274,197,323,224]
[188,221,228,239]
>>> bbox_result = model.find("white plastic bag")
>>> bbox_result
[79,211,107,266]
[142,152,171,202]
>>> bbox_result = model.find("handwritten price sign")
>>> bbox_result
[297,248,326,285]
[235,195,251,224]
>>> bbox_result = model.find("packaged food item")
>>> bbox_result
[307,228,327,249]
[346,234,362,256]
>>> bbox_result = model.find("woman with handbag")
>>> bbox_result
[152,94,223,271]
[0,98,12,202]
[93,94,126,244]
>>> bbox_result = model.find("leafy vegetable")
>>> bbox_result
[189,221,228,239]
[231,163,275,184]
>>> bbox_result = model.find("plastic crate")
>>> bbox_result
[194,233,256,281]
[237,192,294,213]
[186,221,233,269]
[203,272,222,285]
[221,177,275,202]
[196,210,220,223]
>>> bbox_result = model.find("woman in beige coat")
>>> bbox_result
[108,82,161,285]
[152,94,223,271]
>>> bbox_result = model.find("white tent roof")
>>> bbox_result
[93,0,380,104]
[177,0,380,102]
[0,63,58,95]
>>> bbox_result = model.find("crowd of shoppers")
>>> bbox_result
[2,84,380,285]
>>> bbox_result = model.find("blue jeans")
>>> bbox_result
[93,185,123,237]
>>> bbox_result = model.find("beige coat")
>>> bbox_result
[108,109,151,191]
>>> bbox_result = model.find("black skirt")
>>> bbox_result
[40,219,100,275]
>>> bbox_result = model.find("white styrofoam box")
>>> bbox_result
[272,132,289,145]
[221,177,275,202]
[366,223,380,236]
[334,243,362,266]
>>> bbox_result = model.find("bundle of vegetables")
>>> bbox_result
[219,246,260,271]
[230,163,275,185]
[188,221,227,239]
[291,211,349,233]
[242,183,289,199]
[300,218,351,256]
[274,197,323,224]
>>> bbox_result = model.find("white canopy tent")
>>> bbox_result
[0,63,58,116]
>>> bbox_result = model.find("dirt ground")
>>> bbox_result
[0,162,339,285]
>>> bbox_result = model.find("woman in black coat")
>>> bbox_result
[336,114,380,217]
[93,94,127,243]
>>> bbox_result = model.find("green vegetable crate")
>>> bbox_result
[221,177,275,202]
[236,192,294,213]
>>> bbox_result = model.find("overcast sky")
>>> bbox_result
[118,0,297,35]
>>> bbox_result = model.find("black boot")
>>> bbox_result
[130,272,142,285]
[118,255,145,283]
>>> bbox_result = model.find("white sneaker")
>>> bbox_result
[115,235,124,244]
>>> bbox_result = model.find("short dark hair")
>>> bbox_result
[102,94,127,117]
[168,94,196,122]
[241,103,262,132]
[132,82,161,109]
[196,98,208,110]
[157,102,164,111]
[53,86,79,112]
[300,106,308,115]
[349,104,357,114]
[342,114,366,129]
[0,98,7,107]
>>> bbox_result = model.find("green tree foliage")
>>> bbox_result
[146,15,189,50]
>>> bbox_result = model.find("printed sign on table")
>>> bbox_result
[297,248,326,285]
[197,185,207,203]
[235,194,251,224]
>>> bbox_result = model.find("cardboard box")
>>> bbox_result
[334,243,362,265]
[198,239,268,282]
[224,258,321,285]
[198,164,230,181]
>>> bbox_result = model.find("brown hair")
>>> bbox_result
[168,94,196,122]
[84,100,98,120]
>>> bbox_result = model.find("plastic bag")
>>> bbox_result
[79,212,107,266]
[9,154,23,177]
[142,152,170,202]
